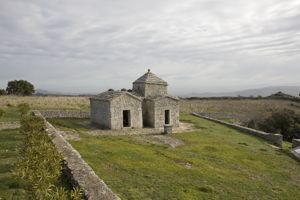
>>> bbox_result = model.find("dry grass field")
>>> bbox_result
[180,99,300,123]
[1,96,300,124]
[0,96,90,111]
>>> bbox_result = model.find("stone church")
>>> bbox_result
[90,70,179,129]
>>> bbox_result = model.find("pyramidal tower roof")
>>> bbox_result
[133,69,168,86]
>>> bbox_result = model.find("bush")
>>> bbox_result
[14,114,83,199]
[0,108,5,118]
[6,103,13,107]
[17,103,30,116]
[0,89,6,95]
[255,109,300,141]
[6,80,35,96]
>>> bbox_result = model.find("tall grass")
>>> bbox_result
[0,96,89,111]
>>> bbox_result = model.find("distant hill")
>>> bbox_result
[35,89,95,96]
[184,86,300,98]
[35,89,68,96]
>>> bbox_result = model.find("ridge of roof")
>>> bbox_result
[146,95,179,101]
[90,91,142,101]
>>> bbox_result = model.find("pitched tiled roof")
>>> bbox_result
[91,91,142,101]
[133,70,167,85]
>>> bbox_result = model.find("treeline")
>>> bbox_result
[0,80,35,96]
[183,95,300,102]
[13,106,83,199]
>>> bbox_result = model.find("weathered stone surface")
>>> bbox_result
[90,92,143,129]
[90,70,180,130]
[40,110,90,118]
[164,125,173,134]
[290,147,300,162]
[90,99,111,128]
[34,111,120,200]
[192,112,283,147]
[110,94,143,129]
[152,96,179,128]
[133,70,168,97]
[292,138,300,148]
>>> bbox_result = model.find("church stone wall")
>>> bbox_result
[132,83,146,96]
[144,84,167,97]
[110,95,142,129]
[153,97,179,128]
[90,99,111,129]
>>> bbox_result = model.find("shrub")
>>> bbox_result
[256,109,300,141]
[14,114,83,199]
[0,108,5,118]
[0,89,6,95]
[17,103,30,116]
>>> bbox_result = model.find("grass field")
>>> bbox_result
[0,106,21,122]
[0,105,27,199]
[49,114,300,200]
[0,96,89,111]
[180,99,300,123]
[1,96,300,123]
[0,129,27,199]
[2,95,300,124]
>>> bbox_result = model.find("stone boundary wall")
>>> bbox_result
[290,147,300,162]
[39,110,90,119]
[292,139,300,148]
[33,111,120,200]
[192,112,283,147]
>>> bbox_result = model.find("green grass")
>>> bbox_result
[52,114,300,200]
[0,106,21,122]
[0,129,27,199]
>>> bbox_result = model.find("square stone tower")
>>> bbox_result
[132,69,168,97]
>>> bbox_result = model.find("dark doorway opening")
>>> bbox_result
[165,110,170,124]
[123,110,131,127]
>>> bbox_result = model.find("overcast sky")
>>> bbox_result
[0,0,299,95]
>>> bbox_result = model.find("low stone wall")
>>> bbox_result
[290,147,300,162]
[39,110,90,119]
[192,112,283,147]
[33,111,120,200]
[292,139,300,148]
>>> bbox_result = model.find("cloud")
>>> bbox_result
[0,0,299,94]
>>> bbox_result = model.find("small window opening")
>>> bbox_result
[165,110,170,124]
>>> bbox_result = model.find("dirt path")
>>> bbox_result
[58,130,81,141]
[87,122,196,136]
[134,135,185,148]
[58,122,196,147]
